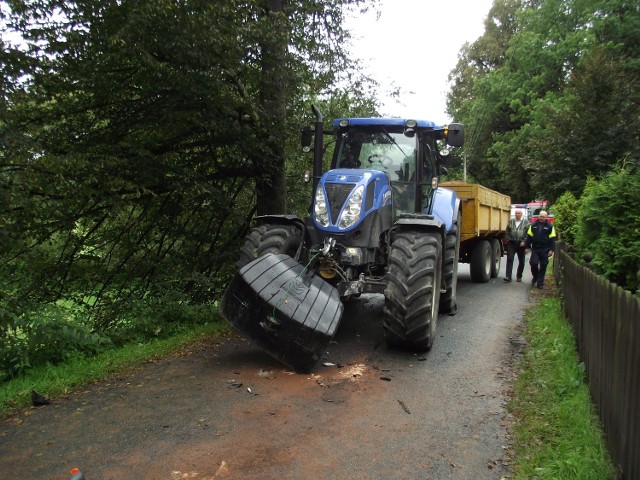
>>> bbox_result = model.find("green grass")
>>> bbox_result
[509,296,616,479]
[0,321,232,417]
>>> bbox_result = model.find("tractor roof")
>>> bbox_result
[331,117,441,129]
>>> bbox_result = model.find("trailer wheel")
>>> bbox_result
[383,230,442,351]
[440,214,460,314]
[489,238,502,278]
[237,223,303,268]
[470,239,491,283]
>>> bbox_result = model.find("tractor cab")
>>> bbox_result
[329,118,447,218]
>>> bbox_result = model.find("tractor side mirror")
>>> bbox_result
[446,123,464,147]
[301,126,313,151]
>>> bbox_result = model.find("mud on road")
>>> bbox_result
[1,265,535,480]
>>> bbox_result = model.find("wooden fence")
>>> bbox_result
[554,244,640,480]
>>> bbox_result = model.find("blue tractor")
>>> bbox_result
[221,106,464,372]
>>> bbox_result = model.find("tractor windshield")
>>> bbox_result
[334,128,417,182]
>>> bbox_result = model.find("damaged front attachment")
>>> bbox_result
[220,253,344,373]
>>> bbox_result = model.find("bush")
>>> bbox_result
[0,304,112,379]
[552,191,580,245]
[574,165,640,292]
[0,292,221,380]
[106,296,217,346]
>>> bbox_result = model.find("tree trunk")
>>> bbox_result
[256,0,288,216]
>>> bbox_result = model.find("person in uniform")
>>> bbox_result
[522,211,557,289]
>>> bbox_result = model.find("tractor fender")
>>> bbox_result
[392,216,446,242]
[255,214,303,225]
[254,214,306,233]
[432,187,460,233]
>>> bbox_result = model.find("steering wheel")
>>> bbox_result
[367,154,393,167]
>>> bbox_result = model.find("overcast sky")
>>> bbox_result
[346,0,494,124]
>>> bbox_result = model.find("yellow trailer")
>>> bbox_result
[441,181,511,282]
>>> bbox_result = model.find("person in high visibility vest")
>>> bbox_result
[522,211,557,289]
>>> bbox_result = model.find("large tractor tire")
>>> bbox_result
[489,238,502,278]
[470,239,491,283]
[440,214,460,314]
[383,230,443,351]
[237,223,303,268]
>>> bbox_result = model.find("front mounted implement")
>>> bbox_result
[220,253,343,373]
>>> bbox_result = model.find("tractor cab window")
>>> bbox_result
[335,129,416,182]
[335,128,419,216]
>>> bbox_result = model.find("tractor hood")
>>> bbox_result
[312,168,392,233]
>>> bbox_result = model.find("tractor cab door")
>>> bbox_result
[416,135,438,215]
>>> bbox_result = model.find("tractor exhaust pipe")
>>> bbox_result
[311,105,324,192]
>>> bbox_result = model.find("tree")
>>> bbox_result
[0,0,377,330]
[446,0,523,193]
[526,0,640,200]
[446,0,639,205]
[255,0,289,215]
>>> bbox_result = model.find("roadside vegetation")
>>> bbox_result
[0,318,231,417]
[1,0,380,388]
[552,166,640,293]
[509,291,616,480]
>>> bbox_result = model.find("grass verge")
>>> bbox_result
[509,295,616,479]
[0,321,232,418]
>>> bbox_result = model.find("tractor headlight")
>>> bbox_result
[314,184,330,227]
[338,185,364,229]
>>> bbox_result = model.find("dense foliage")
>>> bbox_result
[0,0,379,376]
[550,190,580,246]
[447,0,640,204]
[447,0,640,291]
[573,165,640,292]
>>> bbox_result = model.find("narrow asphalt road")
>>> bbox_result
[0,261,535,480]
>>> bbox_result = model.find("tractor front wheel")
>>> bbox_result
[237,223,303,269]
[383,230,442,351]
[440,214,460,314]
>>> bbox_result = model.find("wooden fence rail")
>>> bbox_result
[554,244,640,479]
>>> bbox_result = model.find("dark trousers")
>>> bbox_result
[529,248,550,287]
[505,241,525,279]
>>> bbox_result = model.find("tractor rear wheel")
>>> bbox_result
[440,214,460,314]
[237,223,303,268]
[383,230,442,351]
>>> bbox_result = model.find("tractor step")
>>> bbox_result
[220,253,343,373]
